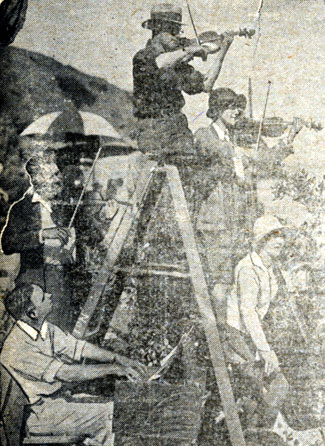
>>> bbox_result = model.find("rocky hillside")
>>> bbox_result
[0,45,137,215]
[0,45,136,139]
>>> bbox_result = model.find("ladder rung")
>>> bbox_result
[116,266,190,279]
[146,262,187,272]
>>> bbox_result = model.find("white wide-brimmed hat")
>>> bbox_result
[253,215,289,243]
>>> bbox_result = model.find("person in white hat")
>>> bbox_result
[227,215,288,376]
[133,3,234,164]
[227,215,324,446]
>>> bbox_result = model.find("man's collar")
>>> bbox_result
[30,188,52,213]
[17,320,48,341]
[212,121,230,142]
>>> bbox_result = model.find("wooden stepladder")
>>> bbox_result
[73,160,246,446]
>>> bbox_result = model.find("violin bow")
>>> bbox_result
[185,0,201,45]
[252,0,265,63]
[68,144,103,229]
[256,80,272,152]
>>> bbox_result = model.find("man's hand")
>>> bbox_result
[260,350,280,376]
[42,227,70,246]
[221,32,234,48]
[111,364,141,382]
[115,354,147,379]
[185,44,209,60]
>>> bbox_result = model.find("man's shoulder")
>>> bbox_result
[0,324,24,364]
[9,193,36,213]
[236,254,255,273]
[47,321,64,335]
[236,254,267,281]
[194,126,214,141]
[47,321,76,340]
[133,43,157,62]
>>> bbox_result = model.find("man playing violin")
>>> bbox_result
[133,3,234,165]
[1,152,75,331]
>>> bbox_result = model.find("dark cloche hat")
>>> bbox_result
[142,3,185,29]
[207,88,247,119]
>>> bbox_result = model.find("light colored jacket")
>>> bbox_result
[227,252,279,351]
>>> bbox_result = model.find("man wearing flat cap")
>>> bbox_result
[133,3,234,165]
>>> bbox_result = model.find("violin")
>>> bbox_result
[233,116,323,146]
[178,28,256,58]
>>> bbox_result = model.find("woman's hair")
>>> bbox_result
[207,88,247,120]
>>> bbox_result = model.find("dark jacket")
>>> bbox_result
[1,193,71,278]
[194,125,252,232]
[133,40,204,119]
[2,194,45,274]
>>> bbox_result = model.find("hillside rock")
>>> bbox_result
[0,45,137,223]
[0,45,136,140]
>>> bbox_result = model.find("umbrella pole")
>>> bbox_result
[68,145,103,230]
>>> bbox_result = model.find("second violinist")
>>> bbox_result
[133,3,234,165]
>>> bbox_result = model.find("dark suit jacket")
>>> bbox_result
[2,194,45,276]
[1,193,71,283]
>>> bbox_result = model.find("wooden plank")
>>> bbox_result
[165,165,246,446]
[24,436,80,444]
[72,159,156,339]
[116,266,190,279]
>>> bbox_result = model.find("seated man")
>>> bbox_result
[0,283,146,445]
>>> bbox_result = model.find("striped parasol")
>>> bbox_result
[20,106,137,228]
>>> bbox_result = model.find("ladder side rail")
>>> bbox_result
[165,165,246,446]
[72,161,156,339]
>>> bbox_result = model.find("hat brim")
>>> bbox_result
[254,226,293,244]
[142,19,186,29]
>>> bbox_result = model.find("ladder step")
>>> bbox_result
[116,266,190,279]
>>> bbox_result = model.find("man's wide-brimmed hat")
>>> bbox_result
[253,215,289,243]
[142,4,185,29]
[207,88,247,119]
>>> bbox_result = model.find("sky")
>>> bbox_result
[13,0,325,174]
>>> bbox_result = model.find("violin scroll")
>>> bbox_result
[296,118,323,132]
[236,27,256,39]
